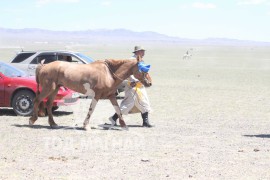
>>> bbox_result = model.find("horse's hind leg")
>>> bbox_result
[38,102,46,117]
[109,96,128,130]
[46,86,59,127]
[83,98,99,130]
[29,98,40,125]
[29,88,52,125]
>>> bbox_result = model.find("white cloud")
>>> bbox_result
[101,1,111,6]
[179,4,189,9]
[192,2,216,9]
[36,0,80,7]
[237,0,268,5]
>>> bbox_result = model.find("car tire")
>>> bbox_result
[12,90,35,116]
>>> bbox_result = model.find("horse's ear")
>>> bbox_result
[41,59,45,65]
[136,55,142,62]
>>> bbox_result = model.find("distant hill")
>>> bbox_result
[0,27,269,46]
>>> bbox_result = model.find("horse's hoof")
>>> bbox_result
[50,124,58,128]
[38,112,46,117]
[29,117,36,125]
[121,126,129,131]
[83,125,88,131]
[29,120,34,126]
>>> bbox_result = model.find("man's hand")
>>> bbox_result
[130,82,137,87]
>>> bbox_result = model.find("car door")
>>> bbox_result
[0,73,5,106]
[28,54,57,75]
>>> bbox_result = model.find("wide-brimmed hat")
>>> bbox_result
[133,46,146,53]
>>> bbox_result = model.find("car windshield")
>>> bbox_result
[0,63,28,77]
[75,53,94,63]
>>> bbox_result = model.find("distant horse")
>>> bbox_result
[29,56,152,130]
[183,49,193,60]
[183,54,192,60]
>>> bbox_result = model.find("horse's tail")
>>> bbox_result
[35,59,45,95]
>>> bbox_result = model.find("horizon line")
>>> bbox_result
[1,27,270,44]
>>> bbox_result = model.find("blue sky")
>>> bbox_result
[1,0,270,42]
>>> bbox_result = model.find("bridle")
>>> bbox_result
[104,59,150,85]
[141,72,151,86]
[132,68,152,87]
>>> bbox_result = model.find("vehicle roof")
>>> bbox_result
[11,50,95,64]
[16,50,80,54]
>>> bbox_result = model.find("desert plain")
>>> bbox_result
[0,43,270,179]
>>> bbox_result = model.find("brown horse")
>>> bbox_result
[29,56,152,130]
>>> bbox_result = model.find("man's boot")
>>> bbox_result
[109,113,118,126]
[141,112,153,128]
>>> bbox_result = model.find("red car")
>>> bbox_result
[0,62,79,116]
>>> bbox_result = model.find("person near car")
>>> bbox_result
[109,46,153,127]
[61,55,72,62]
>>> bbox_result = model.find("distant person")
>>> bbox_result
[61,55,72,62]
[108,46,153,127]
[183,50,192,60]
[66,56,72,62]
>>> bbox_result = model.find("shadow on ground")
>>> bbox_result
[0,109,17,116]
[0,109,73,117]
[11,124,85,131]
[52,111,73,116]
[243,134,270,138]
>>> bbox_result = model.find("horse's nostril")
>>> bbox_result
[149,83,152,86]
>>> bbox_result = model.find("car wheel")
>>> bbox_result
[12,90,35,116]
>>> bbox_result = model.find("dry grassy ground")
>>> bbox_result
[0,44,270,179]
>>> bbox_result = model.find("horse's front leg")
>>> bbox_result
[109,96,128,130]
[83,98,99,130]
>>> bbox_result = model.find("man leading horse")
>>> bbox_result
[29,53,152,130]
[108,46,153,128]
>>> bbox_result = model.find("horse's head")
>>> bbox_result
[133,56,152,87]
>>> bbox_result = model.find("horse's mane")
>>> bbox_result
[102,59,136,73]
